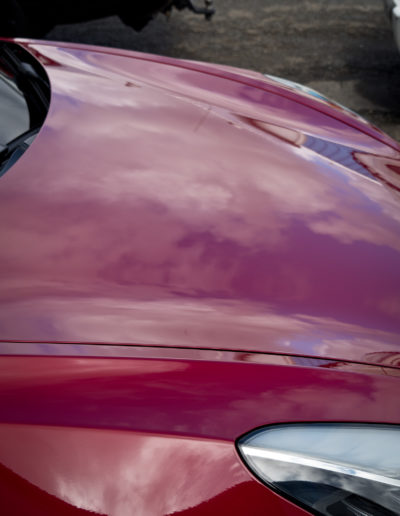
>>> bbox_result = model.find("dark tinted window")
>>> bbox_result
[0,60,30,146]
[0,42,50,175]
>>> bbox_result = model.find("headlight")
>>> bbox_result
[237,423,400,515]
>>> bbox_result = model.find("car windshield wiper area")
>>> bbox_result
[0,42,50,177]
[0,127,39,177]
[0,42,50,128]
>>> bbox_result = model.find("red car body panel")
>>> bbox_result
[0,40,400,367]
[0,342,399,515]
[0,427,309,516]
[0,431,306,516]
[0,40,400,515]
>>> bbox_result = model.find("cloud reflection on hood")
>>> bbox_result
[0,43,399,366]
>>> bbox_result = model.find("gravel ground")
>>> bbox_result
[46,0,400,140]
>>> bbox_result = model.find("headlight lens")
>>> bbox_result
[238,423,400,515]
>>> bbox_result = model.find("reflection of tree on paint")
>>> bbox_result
[365,351,400,368]
[355,152,400,193]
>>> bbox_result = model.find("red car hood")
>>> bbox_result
[1,40,400,368]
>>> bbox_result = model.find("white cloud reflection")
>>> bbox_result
[0,425,244,516]
[1,43,400,362]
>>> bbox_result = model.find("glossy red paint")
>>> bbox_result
[1,40,400,368]
[0,344,399,515]
[0,424,307,516]
[1,346,399,438]
[1,40,400,515]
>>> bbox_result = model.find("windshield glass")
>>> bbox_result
[0,42,50,176]
[0,61,30,146]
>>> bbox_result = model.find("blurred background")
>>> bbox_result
[10,0,400,140]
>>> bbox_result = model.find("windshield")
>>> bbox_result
[0,62,29,145]
[0,42,50,176]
